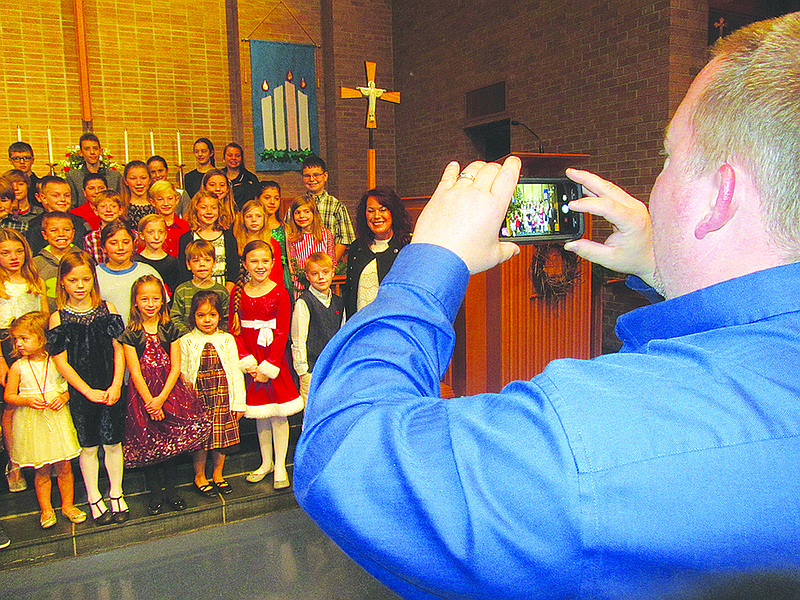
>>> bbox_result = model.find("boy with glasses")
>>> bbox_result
[8,142,40,209]
[301,155,355,262]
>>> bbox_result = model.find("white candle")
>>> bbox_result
[176,130,182,165]
[150,131,155,156]
[262,96,275,150]
[124,130,129,163]
[47,128,53,164]
[274,86,286,150]
[285,80,298,151]
[298,92,310,151]
[16,127,21,142]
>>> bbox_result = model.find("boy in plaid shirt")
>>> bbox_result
[83,190,127,265]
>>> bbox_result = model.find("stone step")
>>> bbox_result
[0,416,303,572]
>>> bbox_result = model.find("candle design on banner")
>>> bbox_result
[260,71,311,151]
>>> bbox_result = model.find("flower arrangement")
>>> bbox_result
[259,149,316,164]
[58,145,123,175]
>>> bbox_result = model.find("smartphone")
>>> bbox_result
[499,178,585,243]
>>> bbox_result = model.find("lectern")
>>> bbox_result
[453,152,592,395]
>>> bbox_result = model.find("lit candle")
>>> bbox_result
[150,131,155,156]
[16,127,21,142]
[124,130,129,163]
[47,128,53,164]
[176,130,182,165]
[285,79,298,151]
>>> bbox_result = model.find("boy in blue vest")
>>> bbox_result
[290,253,344,400]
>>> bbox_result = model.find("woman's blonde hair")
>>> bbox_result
[0,228,45,299]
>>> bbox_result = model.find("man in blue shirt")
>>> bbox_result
[295,12,800,600]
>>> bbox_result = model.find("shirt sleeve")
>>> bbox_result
[294,244,582,599]
[290,297,310,376]
[169,285,189,334]
[334,200,355,246]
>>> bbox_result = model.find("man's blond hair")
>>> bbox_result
[689,12,800,255]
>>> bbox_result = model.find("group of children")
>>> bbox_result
[0,136,355,548]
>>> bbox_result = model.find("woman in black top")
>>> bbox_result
[343,187,413,319]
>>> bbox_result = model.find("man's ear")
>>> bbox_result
[695,163,736,240]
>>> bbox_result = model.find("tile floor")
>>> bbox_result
[0,507,400,600]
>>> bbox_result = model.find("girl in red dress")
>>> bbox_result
[230,240,302,489]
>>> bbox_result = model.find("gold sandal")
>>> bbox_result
[63,505,87,524]
[40,510,57,529]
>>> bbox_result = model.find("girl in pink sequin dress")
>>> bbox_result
[231,240,303,489]
[118,275,210,515]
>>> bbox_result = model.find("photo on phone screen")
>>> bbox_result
[499,178,585,244]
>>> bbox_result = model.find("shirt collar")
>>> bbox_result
[308,189,329,202]
[309,285,332,305]
[617,262,800,352]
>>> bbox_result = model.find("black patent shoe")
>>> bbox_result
[89,499,113,526]
[109,496,130,523]
[168,497,187,511]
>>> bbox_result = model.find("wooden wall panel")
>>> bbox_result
[500,246,592,384]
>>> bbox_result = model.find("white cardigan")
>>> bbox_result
[179,329,247,412]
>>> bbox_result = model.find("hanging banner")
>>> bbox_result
[249,40,319,171]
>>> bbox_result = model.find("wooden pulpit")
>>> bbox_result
[404,152,592,397]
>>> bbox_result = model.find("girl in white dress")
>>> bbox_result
[0,228,48,493]
[4,311,86,528]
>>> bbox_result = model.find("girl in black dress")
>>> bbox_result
[48,250,127,525]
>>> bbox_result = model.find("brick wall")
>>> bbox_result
[0,0,230,183]
[237,0,396,215]
[393,0,676,203]
[319,0,397,212]
[236,0,323,202]
[393,0,710,353]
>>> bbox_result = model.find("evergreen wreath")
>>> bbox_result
[529,244,581,300]
[259,149,316,164]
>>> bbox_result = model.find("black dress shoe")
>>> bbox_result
[148,501,163,516]
[109,496,130,523]
[90,499,113,526]
[168,497,187,511]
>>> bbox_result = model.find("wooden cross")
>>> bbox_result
[341,61,400,188]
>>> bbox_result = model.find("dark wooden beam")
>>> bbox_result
[226,0,244,143]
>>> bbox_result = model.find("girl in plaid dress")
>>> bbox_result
[180,290,246,496]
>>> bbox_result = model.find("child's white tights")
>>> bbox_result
[254,416,290,480]
[79,443,124,503]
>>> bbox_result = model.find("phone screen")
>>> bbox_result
[499,178,584,243]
